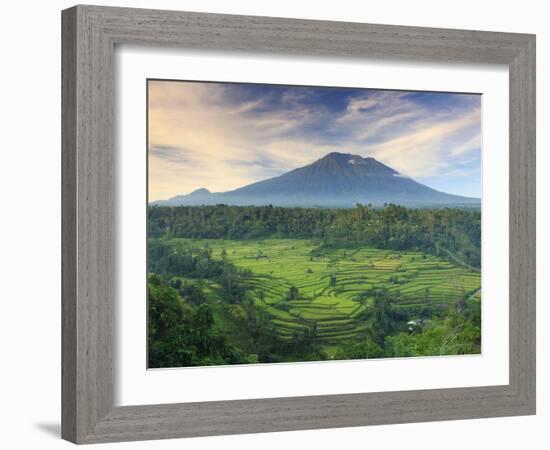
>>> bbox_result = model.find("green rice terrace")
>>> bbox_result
[193,239,477,343]
[149,237,481,361]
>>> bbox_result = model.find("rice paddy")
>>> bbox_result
[164,238,481,348]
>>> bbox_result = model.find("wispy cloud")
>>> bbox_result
[148,80,481,201]
[364,108,481,177]
[149,145,193,165]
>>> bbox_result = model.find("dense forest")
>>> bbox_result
[147,204,481,368]
[149,204,481,268]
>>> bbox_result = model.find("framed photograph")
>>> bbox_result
[62,5,536,444]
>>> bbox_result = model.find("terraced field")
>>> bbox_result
[165,238,481,348]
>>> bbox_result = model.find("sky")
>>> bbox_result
[148,80,481,201]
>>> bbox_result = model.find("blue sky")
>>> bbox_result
[148,80,481,201]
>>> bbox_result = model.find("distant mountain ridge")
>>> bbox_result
[152,152,480,208]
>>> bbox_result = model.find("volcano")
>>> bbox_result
[153,152,479,208]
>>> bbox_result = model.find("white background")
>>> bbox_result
[0,0,547,449]
[116,48,509,405]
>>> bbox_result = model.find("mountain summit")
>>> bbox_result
[153,152,479,208]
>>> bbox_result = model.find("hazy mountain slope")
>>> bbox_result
[153,152,479,208]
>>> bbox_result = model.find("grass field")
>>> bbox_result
[160,238,481,351]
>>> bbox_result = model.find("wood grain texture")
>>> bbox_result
[508,36,536,407]
[61,4,536,444]
[61,7,77,443]
[62,5,114,442]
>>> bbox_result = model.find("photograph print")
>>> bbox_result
[147,79,482,368]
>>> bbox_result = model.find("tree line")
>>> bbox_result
[148,204,481,267]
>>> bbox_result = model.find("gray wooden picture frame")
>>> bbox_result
[61,4,536,444]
